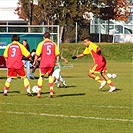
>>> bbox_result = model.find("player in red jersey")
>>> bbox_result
[3,34,33,96]
[33,32,60,98]
[72,37,116,92]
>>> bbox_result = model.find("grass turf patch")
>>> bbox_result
[0,60,132,133]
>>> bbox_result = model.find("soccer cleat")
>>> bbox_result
[37,91,41,98]
[63,81,67,88]
[99,81,106,89]
[108,87,116,92]
[57,84,61,88]
[27,93,33,96]
[3,93,7,96]
[49,90,54,98]
[30,75,35,79]
[63,85,67,88]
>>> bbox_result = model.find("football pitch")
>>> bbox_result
[0,61,132,133]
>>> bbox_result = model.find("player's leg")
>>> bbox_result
[48,67,54,98]
[3,68,15,96]
[101,64,116,92]
[18,67,33,96]
[37,75,44,98]
[101,72,116,92]
[49,75,54,97]
[88,64,106,89]
[23,77,33,96]
[36,67,48,98]
[52,69,61,88]
[60,75,67,88]
[88,71,106,89]
[3,77,12,96]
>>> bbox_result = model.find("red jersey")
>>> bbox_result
[83,42,106,64]
[3,41,30,69]
[36,38,60,68]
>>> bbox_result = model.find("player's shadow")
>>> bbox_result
[0,77,7,79]
[32,91,50,96]
[57,93,85,97]
[101,88,121,92]
[0,90,20,95]
[57,85,76,88]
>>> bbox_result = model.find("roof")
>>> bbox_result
[0,0,25,22]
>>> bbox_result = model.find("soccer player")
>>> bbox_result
[3,34,33,96]
[72,37,116,92]
[52,56,68,88]
[33,32,60,98]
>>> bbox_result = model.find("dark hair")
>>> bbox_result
[22,39,27,43]
[31,49,36,52]
[12,34,20,42]
[43,32,50,39]
[22,39,30,51]
[84,36,91,41]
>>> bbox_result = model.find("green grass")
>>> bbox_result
[0,60,132,133]
[60,43,132,61]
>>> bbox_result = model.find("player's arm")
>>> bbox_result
[33,43,42,66]
[61,57,68,64]
[33,55,38,66]
[29,57,33,62]
[96,46,101,55]
[21,45,33,63]
[56,55,60,66]
[72,53,86,60]
[3,44,10,60]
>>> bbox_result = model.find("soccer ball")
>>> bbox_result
[32,86,38,93]
[112,73,117,78]
[107,73,112,78]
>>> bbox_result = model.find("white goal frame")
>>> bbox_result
[0,25,60,48]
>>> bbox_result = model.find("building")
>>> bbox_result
[0,0,26,25]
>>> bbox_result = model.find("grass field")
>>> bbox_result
[0,60,132,133]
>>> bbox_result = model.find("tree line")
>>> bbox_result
[15,0,132,43]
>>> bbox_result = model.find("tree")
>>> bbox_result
[114,0,132,22]
[92,0,132,41]
[15,0,132,42]
[16,0,97,42]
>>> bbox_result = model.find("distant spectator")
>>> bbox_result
[22,39,31,79]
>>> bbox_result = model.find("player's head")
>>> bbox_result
[12,34,20,42]
[31,49,36,52]
[83,36,90,47]
[43,32,50,39]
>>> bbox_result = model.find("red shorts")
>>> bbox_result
[90,62,107,73]
[7,67,26,78]
[40,67,54,76]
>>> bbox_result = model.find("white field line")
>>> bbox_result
[0,110,132,123]
[1,102,131,109]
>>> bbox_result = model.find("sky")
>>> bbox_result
[0,0,22,21]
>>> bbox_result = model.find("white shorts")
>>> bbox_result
[52,68,60,79]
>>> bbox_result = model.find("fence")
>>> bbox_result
[89,22,133,43]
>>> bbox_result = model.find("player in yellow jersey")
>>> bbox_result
[33,32,60,98]
[72,37,116,92]
[3,34,33,96]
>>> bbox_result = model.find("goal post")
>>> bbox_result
[0,25,60,55]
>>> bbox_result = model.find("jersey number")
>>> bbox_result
[11,48,16,57]
[46,45,51,55]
